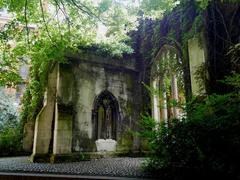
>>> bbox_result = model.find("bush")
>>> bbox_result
[0,127,22,155]
[0,89,18,130]
[140,76,240,179]
[0,89,22,156]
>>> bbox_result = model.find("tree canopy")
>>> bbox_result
[0,0,239,86]
[0,0,140,86]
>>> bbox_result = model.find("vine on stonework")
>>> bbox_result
[138,0,205,88]
[0,0,140,132]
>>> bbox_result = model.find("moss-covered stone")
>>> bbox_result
[74,132,96,152]
[117,129,134,152]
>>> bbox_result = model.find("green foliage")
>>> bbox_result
[0,0,137,86]
[78,38,133,58]
[0,0,138,132]
[140,75,240,178]
[0,89,18,131]
[0,21,24,86]
[220,74,240,91]
[194,62,208,94]
[0,126,22,156]
[140,0,180,18]
[0,89,22,156]
[139,0,213,18]
[198,0,210,9]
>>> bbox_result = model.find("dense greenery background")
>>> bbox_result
[0,89,22,155]
[140,74,240,179]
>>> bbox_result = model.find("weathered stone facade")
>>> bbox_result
[31,53,142,162]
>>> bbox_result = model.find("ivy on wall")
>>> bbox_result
[133,0,205,106]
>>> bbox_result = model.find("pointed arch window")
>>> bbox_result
[151,45,186,123]
[92,91,119,140]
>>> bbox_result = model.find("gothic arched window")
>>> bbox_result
[151,45,186,123]
[92,91,119,140]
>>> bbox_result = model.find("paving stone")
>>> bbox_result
[0,157,152,178]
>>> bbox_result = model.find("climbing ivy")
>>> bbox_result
[0,0,141,131]
[136,0,240,97]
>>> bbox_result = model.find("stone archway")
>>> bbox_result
[92,90,119,140]
[151,45,186,123]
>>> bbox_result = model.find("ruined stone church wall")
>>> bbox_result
[56,54,141,153]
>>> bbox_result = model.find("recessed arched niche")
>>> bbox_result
[92,90,119,140]
[151,45,186,124]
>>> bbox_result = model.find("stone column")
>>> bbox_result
[171,73,179,118]
[188,36,207,95]
[161,79,168,123]
[52,63,73,156]
[23,121,35,152]
[31,64,58,161]
[152,78,161,123]
[53,104,73,155]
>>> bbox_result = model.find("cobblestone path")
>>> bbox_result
[0,157,152,179]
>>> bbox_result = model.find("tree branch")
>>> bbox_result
[54,2,62,38]
[230,5,239,34]
[39,0,55,44]
[24,0,30,48]
[215,3,231,42]
[69,0,105,24]
[59,0,71,35]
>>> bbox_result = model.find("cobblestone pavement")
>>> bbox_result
[0,157,153,178]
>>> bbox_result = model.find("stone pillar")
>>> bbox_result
[171,74,179,118]
[188,35,207,95]
[23,121,35,152]
[53,104,73,154]
[161,79,168,123]
[152,78,161,123]
[31,64,58,161]
[52,63,73,155]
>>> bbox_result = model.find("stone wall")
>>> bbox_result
[38,54,141,154]
[31,54,142,161]
[66,54,141,152]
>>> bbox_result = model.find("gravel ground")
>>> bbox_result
[0,157,152,178]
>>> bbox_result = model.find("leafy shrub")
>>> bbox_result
[0,127,22,155]
[140,75,240,179]
[0,89,22,156]
[0,89,18,130]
